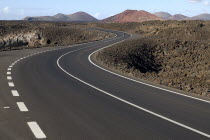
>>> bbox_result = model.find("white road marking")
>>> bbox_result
[7,76,12,80]
[27,122,46,139]
[2,33,120,139]
[11,90,19,96]
[8,82,14,87]
[4,106,10,109]
[57,33,210,138]
[7,71,11,75]
[17,102,28,112]
[88,42,210,105]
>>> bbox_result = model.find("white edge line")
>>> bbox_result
[16,102,28,112]
[57,31,210,138]
[27,122,46,139]
[88,31,210,104]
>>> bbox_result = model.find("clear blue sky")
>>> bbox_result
[0,0,209,20]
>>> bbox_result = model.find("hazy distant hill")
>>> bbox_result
[68,12,98,22]
[153,12,172,19]
[102,10,162,23]
[153,12,210,21]
[23,12,98,22]
[186,13,210,21]
[54,13,69,20]
[168,14,188,20]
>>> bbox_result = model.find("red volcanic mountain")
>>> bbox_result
[102,10,163,23]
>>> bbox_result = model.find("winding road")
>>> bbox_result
[1,28,210,139]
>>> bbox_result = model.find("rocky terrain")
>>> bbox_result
[1,20,210,98]
[23,12,98,22]
[0,21,113,51]
[95,20,210,97]
[102,10,163,23]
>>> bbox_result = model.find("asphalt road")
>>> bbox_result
[1,28,210,139]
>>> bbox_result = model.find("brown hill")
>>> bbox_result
[102,10,163,23]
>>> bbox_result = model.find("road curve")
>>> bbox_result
[3,28,210,139]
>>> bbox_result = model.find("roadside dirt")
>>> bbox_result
[0,21,113,51]
[95,20,210,97]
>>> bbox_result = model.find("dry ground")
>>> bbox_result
[0,21,113,51]
[94,21,210,97]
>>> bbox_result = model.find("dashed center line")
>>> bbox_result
[4,106,10,109]
[17,102,28,112]
[7,76,12,80]
[6,50,57,139]
[11,90,19,97]
[5,35,119,139]
[8,82,14,87]
[7,71,11,75]
[27,122,46,139]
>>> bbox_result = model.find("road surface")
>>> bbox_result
[1,28,210,139]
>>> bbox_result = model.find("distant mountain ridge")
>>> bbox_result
[168,14,188,20]
[102,10,162,23]
[154,12,210,21]
[23,12,98,22]
[23,10,210,22]
[186,13,210,21]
